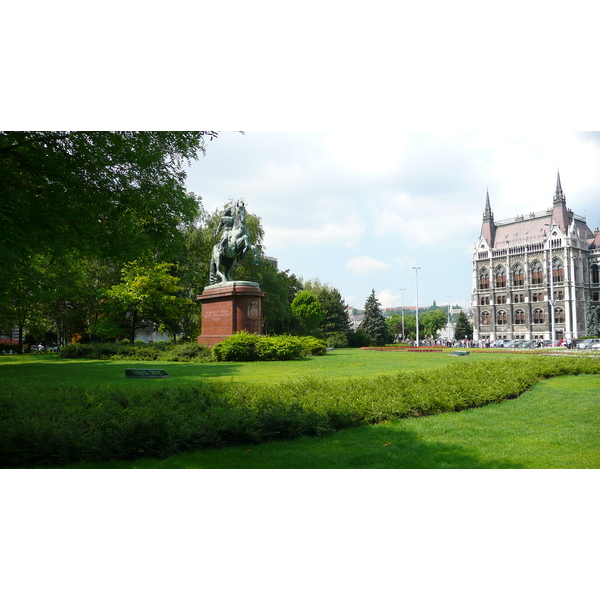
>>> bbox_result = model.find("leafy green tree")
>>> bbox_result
[360,289,389,346]
[1,255,49,352]
[302,279,350,340]
[0,132,222,344]
[258,266,303,335]
[419,309,447,339]
[387,314,406,340]
[315,287,351,337]
[106,261,192,343]
[454,311,473,341]
[291,291,325,335]
[0,131,216,272]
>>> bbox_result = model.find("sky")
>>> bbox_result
[184,131,600,311]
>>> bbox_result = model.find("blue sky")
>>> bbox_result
[185,131,600,311]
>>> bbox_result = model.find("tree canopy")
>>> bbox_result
[0,131,216,268]
[291,291,325,335]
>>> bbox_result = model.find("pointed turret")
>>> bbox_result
[553,170,566,205]
[481,189,496,246]
[483,189,494,222]
[551,170,570,232]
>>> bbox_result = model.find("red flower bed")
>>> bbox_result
[360,346,443,352]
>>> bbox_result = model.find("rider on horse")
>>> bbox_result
[216,206,235,256]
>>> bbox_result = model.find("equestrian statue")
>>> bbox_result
[209,200,258,285]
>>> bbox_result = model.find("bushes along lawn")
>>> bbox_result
[1,354,599,467]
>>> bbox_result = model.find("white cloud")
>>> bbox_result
[377,289,400,308]
[266,216,366,249]
[346,255,391,275]
[324,131,407,175]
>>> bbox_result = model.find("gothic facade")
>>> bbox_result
[472,174,600,343]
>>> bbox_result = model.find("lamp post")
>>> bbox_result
[413,267,421,346]
[399,288,406,341]
[446,295,451,344]
[544,222,557,348]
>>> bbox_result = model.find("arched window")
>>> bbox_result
[513,264,524,286]
[497,310,507,325]
[533,308,544,324]
[591,264,599,285]
[552,258,564,283]
[531,260,543,285]
[554,307,565,324]
[479,268,490,290]
[515,309,525,325]
[495,265,506,288]
[481,311,490,326]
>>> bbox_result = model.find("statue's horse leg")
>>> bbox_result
[210,245,227,284]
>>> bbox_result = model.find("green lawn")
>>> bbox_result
[66,374,599,469]
[0,347,518,388]
[3,349,598,469]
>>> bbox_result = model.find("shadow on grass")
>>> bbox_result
[0,357,243,387]
[80,417,525,469]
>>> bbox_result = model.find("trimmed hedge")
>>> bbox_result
[212,333,326,362]
[58,342,215,363]
[1,355,599,467]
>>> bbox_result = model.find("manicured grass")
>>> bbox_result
[67,374,600,469]
[3,350,598,468]
[0,348,518,388]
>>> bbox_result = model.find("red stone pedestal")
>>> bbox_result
[197,282,266,347]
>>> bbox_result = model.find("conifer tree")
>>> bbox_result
[454,311,473,341]
[360,289,389,346]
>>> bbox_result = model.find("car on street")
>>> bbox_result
[577,338,600,349]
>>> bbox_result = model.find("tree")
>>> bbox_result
[387,314,405,340]
[0,131,216,271]
[291,291,325,335]
[258,266,303,335]
[360,289,389,346]
[402,314,417,340]
[106,261,192,343]
[454,311,473,341]
[0,132,222,342]
[419,309,447,339]
[303,279,351,339]
[1,255,48,353]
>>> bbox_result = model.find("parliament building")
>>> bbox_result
[472,174,600,344]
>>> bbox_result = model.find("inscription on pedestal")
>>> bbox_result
[197,282,266,347]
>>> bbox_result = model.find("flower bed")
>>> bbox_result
[361,346,443,352]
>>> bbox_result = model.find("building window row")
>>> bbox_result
[479,259,566,290]
[480,307,565,326]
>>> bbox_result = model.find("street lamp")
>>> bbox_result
[446,295,451,344]
[413,267,421,346]
[544,222,557,348]
[399,288,406,341]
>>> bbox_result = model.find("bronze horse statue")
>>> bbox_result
[209,200,258,285]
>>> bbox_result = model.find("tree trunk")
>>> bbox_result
[129,311,137,344]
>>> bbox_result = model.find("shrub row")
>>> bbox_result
[58,341,215,362]
[212,333,326,362]
[0,340,19,354]
[58,335,327,363]
[2,355,599,467]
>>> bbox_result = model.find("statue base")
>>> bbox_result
[197,282,266,347]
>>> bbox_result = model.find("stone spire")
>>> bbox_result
[551,170,570,232]
[481,189,496,246]
[553,170,566,205]
[483,189,494,222]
